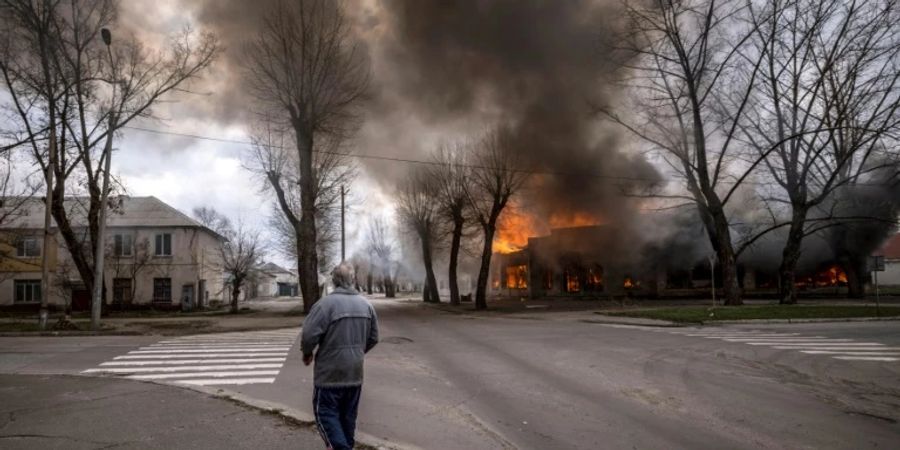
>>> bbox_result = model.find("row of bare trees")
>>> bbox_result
[0,0,218,326]
[604,0,900,305]
[396,128,527,310]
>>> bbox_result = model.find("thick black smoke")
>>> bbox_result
[380,0,660,223]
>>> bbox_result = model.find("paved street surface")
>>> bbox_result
[0,374,322,449]
[2,298,899,449]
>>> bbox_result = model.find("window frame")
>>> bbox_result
[14,280,41,303]
[114,233,134,257]
[154,233,172,257]
[16,237,41,258]
[112,278,132,304]
[153,277,172,303]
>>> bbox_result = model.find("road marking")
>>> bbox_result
[128,347,291,353]
[82,328,299,386]
[149,342,294,347]
[84,363,285,373]
[720,337,836,341]
[832,356,899,362]
[126,370,280,380]
[659,328,897,363]
[114,353,288,359]
[801,351,900,356]
[176,378,277,386]
[745,342,884,346]
[101,358,287,366]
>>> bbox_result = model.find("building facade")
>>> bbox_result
[0,196,225,309]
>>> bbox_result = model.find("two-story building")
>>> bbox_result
[0,196,226,310]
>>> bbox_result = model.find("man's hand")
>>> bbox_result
[303,354,314,366]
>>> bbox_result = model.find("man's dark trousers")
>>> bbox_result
[313,386,362,450]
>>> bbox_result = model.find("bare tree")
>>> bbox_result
[366,217,396,298]
[430,141,471,305]
[600,0,784,305]
[242,0,368,312]
[0,0,217,325]
[396,169,442,303]
[248,120,357,301]
[193,206,233,236]
[219,224,264,314]
[464,128,528,310]
[736,0,900,303]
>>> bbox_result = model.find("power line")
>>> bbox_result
[122,125,898,188]
[122,125,662,183]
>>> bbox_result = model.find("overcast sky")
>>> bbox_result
[6,0,672,271]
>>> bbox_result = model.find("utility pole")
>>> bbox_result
[38,129,56,330]
[708,254,716,308]
[340,184,345,262]
[91,28,117,330]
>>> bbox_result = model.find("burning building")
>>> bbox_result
[491,224,658,299]
[488,218,895,299]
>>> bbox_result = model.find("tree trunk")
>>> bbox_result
[474,222,497,310]
[448,216,463,305]
[841,253,868,298]
[709,204,742,306]
[778,208,807,305]
[382,268,395,298]
[294,126,320,313]
[421,234,440,303]
[230,284,240,314]
[50,181,95,300]
[366,272,373,294]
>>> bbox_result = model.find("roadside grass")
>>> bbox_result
[601,305,900,323]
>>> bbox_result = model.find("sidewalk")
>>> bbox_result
[0,374,324,450]
[0,299,306,336]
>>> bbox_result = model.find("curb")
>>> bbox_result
[187,385,413,450]
[587,315,900,326]
[0,330,142,337]
[581,318,684,328]
[61,373,413,450]
[712,316,900,325]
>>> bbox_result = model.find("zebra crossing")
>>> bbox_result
[651,327,899,362]
[82,328,299,386]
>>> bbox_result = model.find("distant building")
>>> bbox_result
[0,196,226,309]
[874,233,900,286]
[253,262,299,297]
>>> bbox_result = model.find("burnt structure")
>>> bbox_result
[490,225,870,299]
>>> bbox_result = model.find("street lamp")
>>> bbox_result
[91,28,118,330]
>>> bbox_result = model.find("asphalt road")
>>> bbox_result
[1,299,899,449]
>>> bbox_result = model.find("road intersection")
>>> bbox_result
[2,299,899,449]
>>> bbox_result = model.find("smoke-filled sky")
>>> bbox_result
[99,0,665,268]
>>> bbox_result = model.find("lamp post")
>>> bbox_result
[91,28,117,330]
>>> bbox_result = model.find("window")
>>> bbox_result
[14,280,41,303]
[505,264,528,289]
[113,278,132,304]
[16,238,40,258]
[114,234,133,257]
[154,233,172,256]
[153,278,172,302]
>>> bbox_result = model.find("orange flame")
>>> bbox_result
[493,210,604,254]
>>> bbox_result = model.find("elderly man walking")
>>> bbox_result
[302,263,379,450]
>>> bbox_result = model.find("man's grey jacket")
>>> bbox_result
[301,287,379,388]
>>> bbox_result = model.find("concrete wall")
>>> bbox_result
[879,260,900,286]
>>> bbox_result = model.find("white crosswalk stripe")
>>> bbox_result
[644,326,897,363]
[82,328,299,386]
